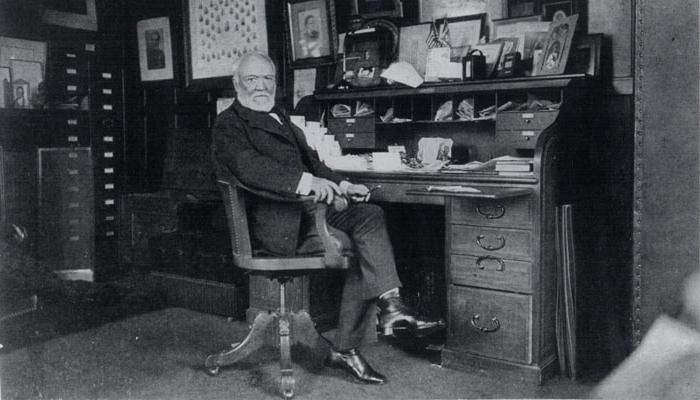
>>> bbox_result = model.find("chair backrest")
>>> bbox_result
[216,179,254,268]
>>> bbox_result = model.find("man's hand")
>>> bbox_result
[310,177,341,204]
[345,184,371,203]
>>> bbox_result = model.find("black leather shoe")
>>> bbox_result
[325,348,387,384]
[377,295,445,337]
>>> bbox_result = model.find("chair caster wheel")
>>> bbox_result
[205,366,220,376]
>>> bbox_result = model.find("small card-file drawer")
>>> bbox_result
[450,225,533,261]
[449,254,532,293]
[495,130,541,150]
[496,111,558,131]
[447,285,532,363]
[450,196,533,228]
[335,133,375,149]
[328,116,375,135]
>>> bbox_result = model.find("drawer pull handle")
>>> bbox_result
[102,118,115,128]
[476,234,506,251]
[470,314,500,333]
[476,256,505,271]
[476,204,505,219]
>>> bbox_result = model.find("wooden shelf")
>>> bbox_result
[315,74,590,101]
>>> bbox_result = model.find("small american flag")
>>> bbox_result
[426,18,451,49]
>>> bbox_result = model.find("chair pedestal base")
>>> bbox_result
[204,309,330,399]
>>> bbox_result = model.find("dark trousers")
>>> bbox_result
[297,202,402,350]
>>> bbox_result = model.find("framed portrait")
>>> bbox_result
[535,13,577,76]
[0,67,10,108]
[10,59,44,109]
[137,17,174,82]
[41,0,98,31]
[184,0,268,86]
[566,33,601,76]
[11,80,30,109]
[285,0,337,69]
[420,0,488,22]
[0,37,47,70]
[470,42,504,78]
[353,0,403,19]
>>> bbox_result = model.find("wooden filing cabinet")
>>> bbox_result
[37,147,95,278]
[443,189,548,373]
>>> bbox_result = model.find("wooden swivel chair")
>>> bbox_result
[205,178,352,399]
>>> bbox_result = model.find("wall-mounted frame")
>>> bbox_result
[352,0,403,19]
[184,0,269,87]
[420,0,488,22]
[503,0,586,30]
[0,37,47,70]
[137,17,175,82]
[285,0,337,69]
[41,0,98,31]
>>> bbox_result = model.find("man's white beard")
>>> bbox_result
[239,92,274,112]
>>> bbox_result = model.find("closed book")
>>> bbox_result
[495,162,533,172]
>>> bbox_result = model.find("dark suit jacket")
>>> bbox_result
[212,101,346,255]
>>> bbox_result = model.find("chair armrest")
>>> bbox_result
[217,178,349,268]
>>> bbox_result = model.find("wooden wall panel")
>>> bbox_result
[634,0,700,343]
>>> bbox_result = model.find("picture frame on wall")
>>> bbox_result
[184,0,268,86]
[0,67,11,108]
[535,13,577,76]
[353,0,403,19]
[285,0,337,69]
[420,0,488,22]
[137,17,175,82]
[41,0,98,31]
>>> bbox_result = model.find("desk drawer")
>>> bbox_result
[496,111,557,131]
[495,130,540,150]
[447,285,532,363]
[449,254,532,293]
[451,225,532,260]
[450,196,532,228]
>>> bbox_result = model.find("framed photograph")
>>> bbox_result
[492,37,519,73]
[535,13,577,76]
[285,0,337,69]
[492,15,550,58]
[41,0,98,31]
[440,14,486,58]
[566,33,601,76]
[398,23,432,78]
[504,0,586,31]
[0,37,47,69]
[10,59,44,109]
[541,0,572,21]
[137,17,174,82]
[0,67,11,108]
[470,42,504,78]
[504,0,537,18]
[420,0,488,22]
[11,80,30,109]
[353,0,403,19]
[184,0,268,86]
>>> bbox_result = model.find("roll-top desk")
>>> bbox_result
[315,74,596,383]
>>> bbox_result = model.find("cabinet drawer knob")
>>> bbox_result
[476,204,505,219]
[470,314,500,333]
[476,255,505,271]
[476,234,506,251]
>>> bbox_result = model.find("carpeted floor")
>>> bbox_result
[0,307,594,400]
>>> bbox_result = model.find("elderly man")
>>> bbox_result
[212,52,441,385]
